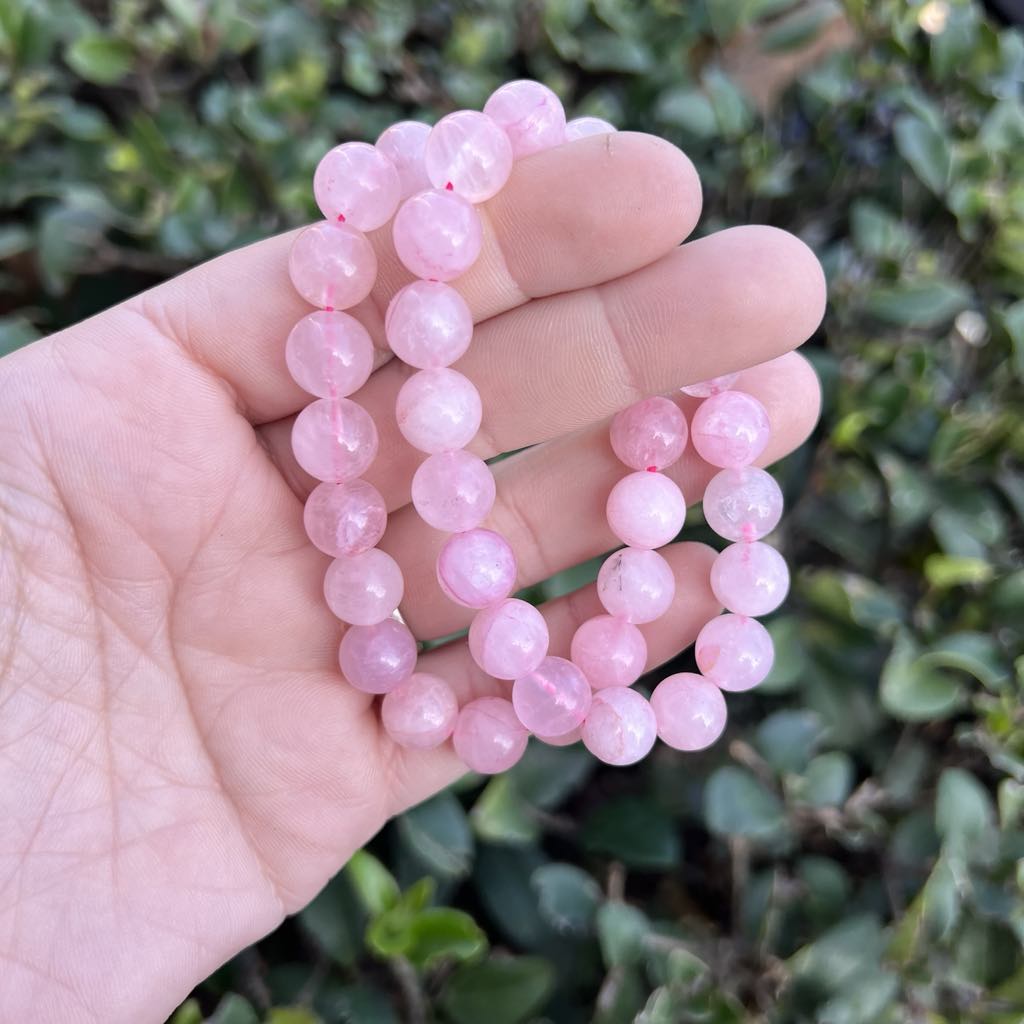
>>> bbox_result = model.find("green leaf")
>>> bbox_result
[703,66,754,137]
[169,1000,202,1024]
[798,752,855,807]
[402,907,488,969]
[471,774,538,845]
[879,633,965,722]
[789,914,885,990]
[265,1010,320,1024]
[596,901,650,967]
[849,200,913,260]
[530,863,602,935]
[582,797,681,869]
[862,279,971,329]
[298,873,363,967]
[440,957,554,1024]
[1002,299,1024,383]
[397,791,474,878]
[506,740,593,809]
[936,767,995,853]
[755,710,823,774]
[924,554,994,588]
[704,767,787,840]
[207,995,259,1024]
[705,0,755,41]
[919,632,1010,691]
[346,850,400,916]
[894,114,952,194]
[759,1,840,52]
[654,87,719,138]
[65,32,133,85]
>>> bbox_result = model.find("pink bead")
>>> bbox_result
[396,368,482,453]
[570,614,647,689]
[288,221,377,311]
[538,726,581,746]
[597,548,676,624]
[392,189,482,282]
[285,311,374,399]
[710,542,789,617]
[411,450,495,532]
[313,142,401,231]
[381,673,458,749]
[304,479,387,557]
[376,121,432,199]
[339,619,417,694]
[437,528,517,609]
[680,374,739,398]
[291,397,379,482]
[385,280,473,369]
[425,110,513,203]
[483,80,567,158]
[695,614,774,693]
[453,697,528,774]
[581,687,657,766]
[512,656,592,737]
[703,467,783,542]
[468,598,549,679]
[610,397,688,471]
[691,390,771,469]
[565,116,616,140]
[606,471,687,550]
[324,549,404,626]
[650,672,727,751]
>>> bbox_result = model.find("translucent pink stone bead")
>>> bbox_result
[703,467,783,542]
[581,687,657,766]
[453,697,528,774]
[570,614,647,689]
[289,221,377,311]
[680,374,739,398]
[385,281,473,369]
[324,549,404,626]
[539,726,581,747]
[437,528,517,609]
[512,656,592,737]
[606,471,686,550]
[610,397,688,471]
[285,311,374,400]
[313,142,401,231]
[381,673,458,749]
[565,116,616,140]
[396,368,482,454]
[304,479,387,557]
[483,80,567,157]
[710,541,790,617]
[425,110,513,204]
[292,398,379,482]
[597,548,676,624]
[376,121,432,199]
[468,598,549,679]
[339,618,417,694]
[691,390,771,469]
[392,189,483,282]
[695,614,774,693]
[650,673,727,751]
[411,450,495,532]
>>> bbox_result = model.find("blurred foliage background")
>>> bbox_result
[3,0,1024,1020]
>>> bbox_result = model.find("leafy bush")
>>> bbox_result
[3,0,1023,1020]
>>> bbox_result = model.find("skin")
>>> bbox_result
[0,132,826,1022]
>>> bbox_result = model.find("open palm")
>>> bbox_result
[0,133,825,1023]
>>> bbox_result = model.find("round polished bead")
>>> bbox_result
[291,397,379,482]
[313,142,401,231]
[570,614,647,689]
[703,467,783,542]
[538,726,582,746]
[483,79,567,157]
[597,548,675,624]
[339,618,417,694]
[396,368,482,454]
[565,116,616,140]
[425,110,513,203]
[304,480,387,557]
[289,221,377,311]
[512,656,592,737]
[285,311,374,399]
[411,450,495,532]
[385,280,473,369]
[376,121,432,199]
[710,542,789,617]
[453,697,528,774]
[606,471,686,550]
[468,598,549,680]
[392,189,482,282]
[437,528,517,609]
[381,673,459,749]
[581,686,657,766]
[610,397,688,471]
[695,614,774,692]
[651,672,727,751]
[680,374,739,398]
[691,390,771,469]
[324,549,404,626]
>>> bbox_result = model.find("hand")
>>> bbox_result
[0,133,825,1022]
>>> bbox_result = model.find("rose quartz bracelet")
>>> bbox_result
[286,81,788,775]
